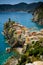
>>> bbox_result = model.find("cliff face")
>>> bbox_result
[33,12,38,22]
[33,2,43,25]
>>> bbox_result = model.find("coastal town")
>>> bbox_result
[0,0,43,65]
[3,19,43,65]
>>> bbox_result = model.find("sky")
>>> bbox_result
[0,0,43,4]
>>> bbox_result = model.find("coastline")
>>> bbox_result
[3,20,43,65]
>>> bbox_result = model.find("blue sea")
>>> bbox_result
[0,12,43,65]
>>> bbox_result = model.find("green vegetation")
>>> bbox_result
[38,6,43,20]
[37,6,43,25]
[4,18,16,45]
[4,18,15,29]
[4,18,43,65]
[4,18,24,47]
[17,40,43,65]
[33,4,43,25]
[17,54,32,65]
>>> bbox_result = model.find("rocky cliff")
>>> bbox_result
[32,2,43,25]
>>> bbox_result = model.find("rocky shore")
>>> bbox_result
[32,3,43,25]
[4,19,43,65]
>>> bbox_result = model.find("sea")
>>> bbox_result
[0,11,43,65]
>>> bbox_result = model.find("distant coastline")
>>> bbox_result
[0,2,43,13]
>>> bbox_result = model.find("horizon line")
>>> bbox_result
[0,1,43,5]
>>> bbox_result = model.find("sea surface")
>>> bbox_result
[0,11,43,65]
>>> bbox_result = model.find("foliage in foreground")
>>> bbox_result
[17,40,43,65]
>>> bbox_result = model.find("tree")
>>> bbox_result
[8,18,11,22]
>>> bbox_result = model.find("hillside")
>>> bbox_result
[4,19,43,65]
[0,2,43,12]
[32,2,43,25]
